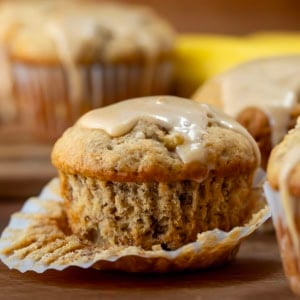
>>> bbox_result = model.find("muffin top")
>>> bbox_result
[193,56,300,146]
[52,96,260,182]
[0,0,174,64]
[268,118,300,197]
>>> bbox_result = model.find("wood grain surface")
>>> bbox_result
[0,202,297,300]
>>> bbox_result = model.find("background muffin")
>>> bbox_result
[0,0,174,140]
[265,119,300,295]
[193,55,300,169]
[52,96,260,251]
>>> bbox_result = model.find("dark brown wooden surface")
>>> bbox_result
[0,202,296,300]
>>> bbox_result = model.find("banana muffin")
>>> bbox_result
[52,96,260,251]
[266,118,300,295]
[0,0,174,139]
[193,56,300,169]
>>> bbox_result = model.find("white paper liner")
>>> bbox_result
[11,61,173,139]
[253,168,266,187]
[252,168,274,232]
[0,178,270,273]
[263,182,300,295]
[263,182,285,224]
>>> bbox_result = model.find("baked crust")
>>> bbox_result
[52,119,258,182]
[193,79,273,166]
[193,78,223,109]
[193,78,298,170]
[51,101,260,250]
[267,125,300,197]
[236,106,272,170]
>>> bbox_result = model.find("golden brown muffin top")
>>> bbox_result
[52,96,260,182]
[267,118,300,197]
[0,0,174,64]
[193,56,300,147]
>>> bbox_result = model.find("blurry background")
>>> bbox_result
[116,0,300,34]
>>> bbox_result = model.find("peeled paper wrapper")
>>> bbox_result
[264,182,300,295]
[254,169,274,232]
[0,178,270,273]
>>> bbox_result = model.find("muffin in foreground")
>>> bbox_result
[0,177,269,273]
[0,0,174,140]
[193,56,300,169]
[265,118,300,295]
[52,96,261,251]
[0,96,270,273]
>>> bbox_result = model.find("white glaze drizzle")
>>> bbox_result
[46,21,83,120]
[220,56,300,146]
[279,119,300,256]
[78,96,261,165]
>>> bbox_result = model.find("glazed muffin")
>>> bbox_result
[0,0,174,140]
[51,96,260,251]
[193,56,300,169]
[265,118,300,295]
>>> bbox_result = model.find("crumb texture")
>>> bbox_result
[267,124,300,196]
[0,179,269,273]
[61,172,254,250]
[52,119,258,182]
[237,107,272,170]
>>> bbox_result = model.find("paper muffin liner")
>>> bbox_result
[263,182,300,295]
[0,178,270,273]
[253,168,274,232]
[11,61,173,140]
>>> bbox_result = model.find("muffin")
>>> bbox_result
[0,0,174,140]
[51,96,260,251]
[265,118,300,295]
[193,55,300,169]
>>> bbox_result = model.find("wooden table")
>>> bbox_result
[0,200,296,299]
[0,126,57,199]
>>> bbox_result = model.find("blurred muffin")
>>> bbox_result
[0,0,174,140]
[265,118,300,295]
[51,96,260,251]
[193,56,300,169]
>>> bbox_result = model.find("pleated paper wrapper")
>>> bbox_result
[4,61,173,140]
[0,178,270,273]
[264,182,300,295]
